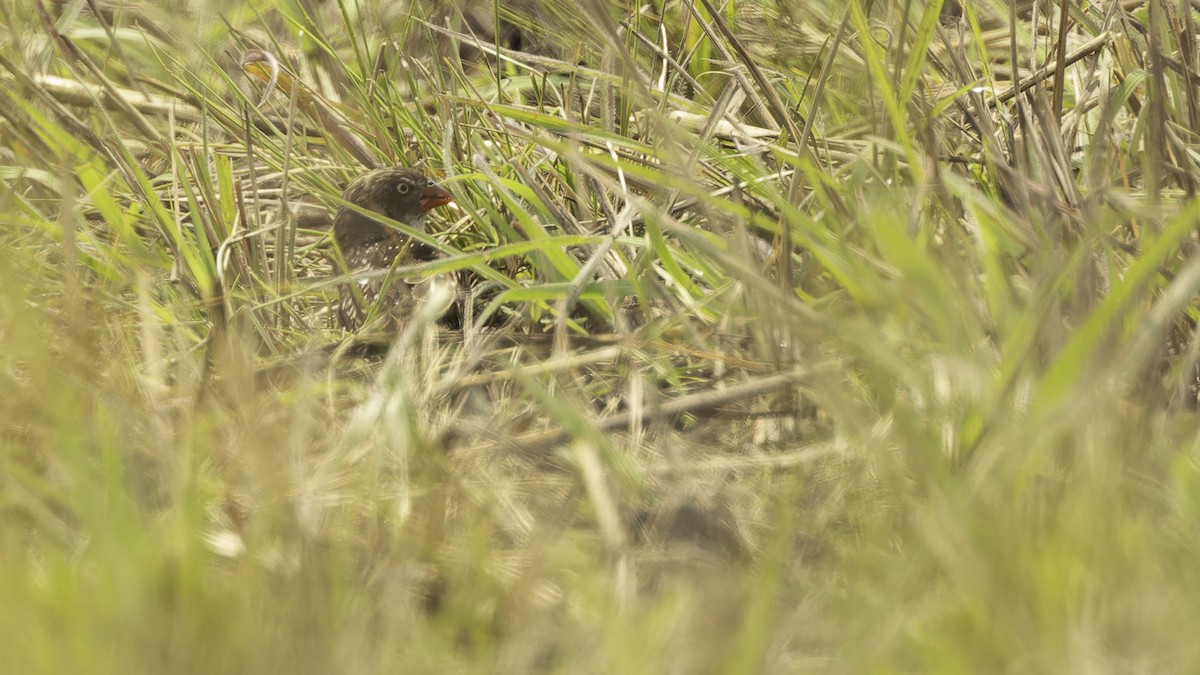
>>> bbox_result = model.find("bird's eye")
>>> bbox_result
[397,182,411,195]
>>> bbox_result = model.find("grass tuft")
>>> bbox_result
[4,0,1200,672]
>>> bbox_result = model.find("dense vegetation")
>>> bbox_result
[4,0,1200,671]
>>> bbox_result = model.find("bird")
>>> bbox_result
[330,166,455,332]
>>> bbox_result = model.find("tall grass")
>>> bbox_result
[3,0,1200,672]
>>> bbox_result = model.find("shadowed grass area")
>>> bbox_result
[4,0,1200,672]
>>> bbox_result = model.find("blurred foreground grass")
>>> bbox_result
[4,0,1200,672]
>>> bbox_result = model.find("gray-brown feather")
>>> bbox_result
[331,167,441,331]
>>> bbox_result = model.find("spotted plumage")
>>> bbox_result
[331,166,454,331]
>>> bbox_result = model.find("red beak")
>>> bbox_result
[419,184,454,212]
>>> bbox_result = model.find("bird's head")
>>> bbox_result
[333,166,454,247]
